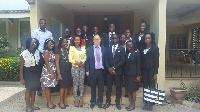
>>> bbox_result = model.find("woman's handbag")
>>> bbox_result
[143,83,165,104]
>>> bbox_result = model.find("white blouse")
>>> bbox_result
[143,48,150,54]
[20,49,40,67]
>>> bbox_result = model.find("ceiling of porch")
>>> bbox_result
[43,0,200,26]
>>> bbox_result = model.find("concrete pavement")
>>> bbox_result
[0,82,199,112]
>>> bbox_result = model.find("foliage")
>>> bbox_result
[0,57,20,81]
[181,80,200,103]
[0,35,12,57]
[12,47,25,57]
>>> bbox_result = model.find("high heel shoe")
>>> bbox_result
[64,103,69,107]
[126,107,135,111]
[58,102,66,109]
[47,102,56,109]
[79,100,83,107]
[74,100,79,107]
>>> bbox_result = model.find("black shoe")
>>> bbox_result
[126,107,135,111]
[37,91,42,96]
[146,105,153,111]
[90,103,95,109]
[116,104,121,110]
[103,102,110,109]
[143,102,148,110]
[47,104,56,109]
[47,102,56,109]
[58,103,66,109]
[97,102,102,108]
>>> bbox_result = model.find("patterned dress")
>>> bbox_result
[40,50,57,87]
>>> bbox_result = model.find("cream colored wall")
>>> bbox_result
[150,0,167,90]
[30,0,67,36]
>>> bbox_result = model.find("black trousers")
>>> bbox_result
[142,67,155,88]
[36,52,44,91]
[106,74,122,103]
[142,67,156,105]
[90,69,104,103]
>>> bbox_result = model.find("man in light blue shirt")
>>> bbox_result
[32,18,53,53]
[32,18,53,96]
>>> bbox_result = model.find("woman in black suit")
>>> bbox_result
[124,41,141,111]
[141,32,159,111]
[134,21,148,51]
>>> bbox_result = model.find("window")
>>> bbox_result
[19,21,31,48]
[0,20,7,37]
[170,34,186,49]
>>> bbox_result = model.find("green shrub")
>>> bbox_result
[181,80,200,103]
[0,57,20,81]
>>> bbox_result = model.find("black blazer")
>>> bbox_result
[125,51,141,76]
[103,32,119,48]
[85,36,93,49]
[134,32,148,51]
[105,45,125,75]
[86,46,106,78]
[141,44,159,74]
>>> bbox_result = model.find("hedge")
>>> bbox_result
[0,57,20,81]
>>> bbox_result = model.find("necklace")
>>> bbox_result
[61,48,68,60]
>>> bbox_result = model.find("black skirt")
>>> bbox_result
[23,65,41,88]
[125,75,139,92]
[58,61,72,88]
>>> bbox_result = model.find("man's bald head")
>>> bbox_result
[93,34,101,47]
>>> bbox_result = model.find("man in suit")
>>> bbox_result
[86,35,106,109]
[103,34,125,110]
[103,23,118,48]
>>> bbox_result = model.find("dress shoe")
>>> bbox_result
[126,107,135,111]
[58,103,66,109]
[143,102,149,110]
[47,104,56,109]
[90,103,95,109]
[79,100,83,107]
[97,102,102,108]
[74,100,79,107]
[116,104,121,110]
[103,102,110,109]
[146,105,153,111]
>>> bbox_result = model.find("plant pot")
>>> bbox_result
[169,87,187,100]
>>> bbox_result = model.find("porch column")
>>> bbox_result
[28,0,39,34]
[150,0,167,90]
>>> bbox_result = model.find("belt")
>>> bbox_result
[95,68,104,71]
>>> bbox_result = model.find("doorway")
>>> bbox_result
[74,12,134,36]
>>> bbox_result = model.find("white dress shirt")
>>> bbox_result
[32,28,53,53]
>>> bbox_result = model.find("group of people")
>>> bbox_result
[20,18,159,112]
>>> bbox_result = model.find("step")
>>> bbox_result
[35,86,144,106]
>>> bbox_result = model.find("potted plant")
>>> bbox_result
[169,80,187,100]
